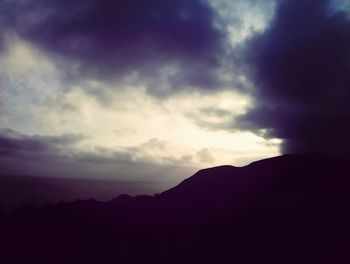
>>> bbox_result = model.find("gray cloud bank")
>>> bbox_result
[2,0,231,96]
[0,129,195,183]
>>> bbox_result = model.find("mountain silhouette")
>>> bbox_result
[160,154,350,215]
[1,154,350,263]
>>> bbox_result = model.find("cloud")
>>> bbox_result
[0,128,273,183]
[184,91,251,132]
[0,33,3,52]
[0,129,197,182]
[239,0,350,156]
[210,0,276,45]
[186,106,235,132]
[0,128,86,156]
[0,4,7,51]
[0,1,284,177]
[197,148,215,163]
[3,0,230,96]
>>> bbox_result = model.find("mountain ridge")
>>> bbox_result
[159,153,350,208]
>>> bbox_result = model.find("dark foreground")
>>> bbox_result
[1,154,350,263]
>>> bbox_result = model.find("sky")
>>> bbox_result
[0,0,349,185]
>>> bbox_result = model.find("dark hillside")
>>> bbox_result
[1,154,350,263]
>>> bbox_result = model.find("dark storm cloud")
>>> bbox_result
[0,129,85,177]
[0,129,139,165]
[0,24,3,51]
[0,128,86,157]
[6,0,228,96]
[0,2,6,51]
[239,0,350,156]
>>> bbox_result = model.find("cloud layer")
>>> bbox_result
[240,0,350,156]
[0,128,85,154]
[5,0,347,183]
[4,0,230,96]
[0,128,197,183]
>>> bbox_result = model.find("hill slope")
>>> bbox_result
[160,154,350,210]
[1,154,350,264]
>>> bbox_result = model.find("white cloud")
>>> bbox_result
[209,0,276,45]
[0,35,280,181]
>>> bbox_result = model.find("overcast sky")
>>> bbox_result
[0,0,349,183]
